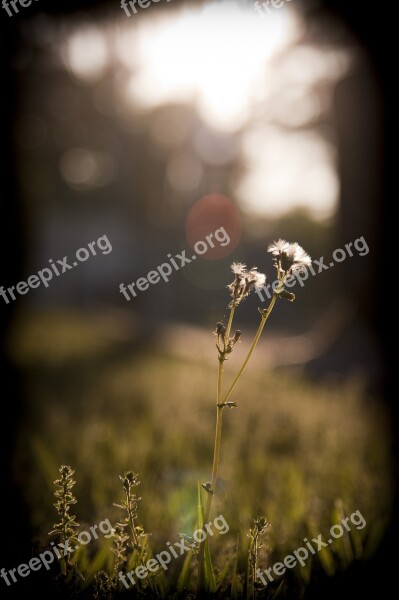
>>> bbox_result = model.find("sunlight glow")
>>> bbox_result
[59,0,353,220]
[125,0,300,131]
[237,126,339,219]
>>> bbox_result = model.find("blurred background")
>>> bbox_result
[0,0,396,597]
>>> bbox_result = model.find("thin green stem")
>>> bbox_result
[205,353,225,519]
[127,490,139,548]
[222,292,279,405]
[197,290,279,595]
[225,304,236,341]
[197,356,225,591]
[205,302,236,520]
[197,303,236,593]
[63,500,69,575]
[208,405,223,516]
[217,357,223,407]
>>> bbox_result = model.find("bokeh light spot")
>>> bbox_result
[59,147,116,190]
[185,194,241,260]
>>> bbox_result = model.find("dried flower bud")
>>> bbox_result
[233,330,242,343]
[215,322,226,337]
[278,290,296,302]
[201,482,214,495]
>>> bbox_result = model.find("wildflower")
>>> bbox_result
[289,243,312,272]
[228,264,266,306]
[267,238,289,256]
[267,240,311,276]
[247,269,266,291]
[231,262,247,275]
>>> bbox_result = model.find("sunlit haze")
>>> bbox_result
[61,0,352,220]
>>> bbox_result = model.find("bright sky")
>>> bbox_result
[62,0,352,220]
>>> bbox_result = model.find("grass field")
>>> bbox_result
[8,309,392,597]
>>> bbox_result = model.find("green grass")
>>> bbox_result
[9,309,392,597]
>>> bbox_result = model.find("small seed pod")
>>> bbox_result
[278,290,296,302]
[201,482,214,495]
[233,330,242,343]
[215,322,226,336]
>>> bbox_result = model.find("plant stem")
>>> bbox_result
[197,303,236,593]
[198,358,224,588]
[222,293,279,405]
[225,304,236,341]
[197,293,278,594]
[63,500,68,575]
[205,300,236,520]
[127,489,139,548]
[207,404,223,517]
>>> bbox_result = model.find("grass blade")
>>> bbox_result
[231,534,240,600]
[197,482,217,593]
[177,548,194,592]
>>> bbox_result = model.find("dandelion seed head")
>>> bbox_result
[289,243,312,271]
[228,264,266,305]
[231,262,246,275]
[267,239,289,256]
[268,239,311,274]
[248,268,266,291]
